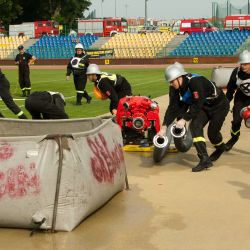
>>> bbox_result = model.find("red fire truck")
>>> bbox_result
[224,15,250,30]
[9,20,59,38]
[77,17,128,36]
[173,18,218,35]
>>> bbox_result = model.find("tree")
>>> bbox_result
[0,0,92,25]
[0,0,23,24]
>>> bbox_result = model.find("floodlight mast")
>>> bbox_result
[145,0,148,28]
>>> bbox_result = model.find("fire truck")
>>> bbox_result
[9,20,59,38]
[173,18,218,35]
[224,15,250,30]
[77,18,128,37]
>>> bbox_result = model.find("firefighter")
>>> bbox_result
[158,62,229,172]
[66,43,92,105]
[225,50,250,151]
[14,45,36,97]
[86,64,132,115]
[25,91,69,119]
[0,69,27,119]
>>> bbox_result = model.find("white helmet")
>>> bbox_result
[75,43,84,50]
[165,62,187,82]
[238,50,250,64]
[86,64,101,75]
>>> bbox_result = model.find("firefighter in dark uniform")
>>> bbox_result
[66,43,92,105]
[25,91,68,119]
[0,69,27,119]
[225,50,250,151]
[14,45,36,97]
[86,64,132,115]
[158,62,229,172]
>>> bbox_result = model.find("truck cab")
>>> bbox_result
[174,18,218,35]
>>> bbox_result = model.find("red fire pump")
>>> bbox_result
[240,106,250,128]
[116,96,161,145]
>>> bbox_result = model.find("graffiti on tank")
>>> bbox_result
[87,133,124,183]
[0,143,14,161]
[0,162,40,199]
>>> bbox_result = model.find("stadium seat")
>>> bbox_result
[26,35,99,59]
[170,30,249,57]
[101,32,177,58]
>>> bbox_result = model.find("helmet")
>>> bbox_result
[75,43,84,50]
[165,62,187,82]
[238,50,250,64]
[86,64,101,75]
[18,45,24,50]
[93,86,108,100]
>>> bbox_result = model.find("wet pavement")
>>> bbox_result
[1,95,250,250]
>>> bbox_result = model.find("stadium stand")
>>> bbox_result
[0,36,29,59]
[101,32,176,58]
[27,35,99,59]
[170,30,250,57]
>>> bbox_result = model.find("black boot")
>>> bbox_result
[192,142,213,172]
[83,91,92,104]
[26,89,31,97]
[225,135,239,151]
[22,90,26,97]
[209,143,226,162]
[76,93,82,105]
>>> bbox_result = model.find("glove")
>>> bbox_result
[66,76,70,81]
[175,119,186,129]
[18,114,28,119]
[111,114,116,123]
[157,125,167,137]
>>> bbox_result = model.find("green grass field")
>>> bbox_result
[0,68,212,118]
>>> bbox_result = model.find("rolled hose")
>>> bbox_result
[170,124,186,138]
[171,124,193,153]
[153,135,169,148]
[153,126,172,163]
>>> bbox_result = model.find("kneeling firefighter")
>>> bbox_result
[66,43,92,105]
[158,62,229,172]
[86,64,132,115]
[25,91,69,119]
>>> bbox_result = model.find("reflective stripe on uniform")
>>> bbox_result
[26,87,31,90]
[76,90,85,94]
[231,129,240,136]
[100,72,117,81]
[17,111,24,117]
[212,140,224,147]
[193,137,206,143]
[21,87,26,91]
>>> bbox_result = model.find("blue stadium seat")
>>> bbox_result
[171,30,249,57]
[27,35,99,59]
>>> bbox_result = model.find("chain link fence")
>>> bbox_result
[212,1,250,28]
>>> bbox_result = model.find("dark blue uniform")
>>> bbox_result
[66,53,91,105]
[15,52,33,97]
[225,67,250,150]
[163,73,229,171]
[0,69,27,119]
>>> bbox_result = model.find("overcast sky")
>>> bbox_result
[86,0,248,20]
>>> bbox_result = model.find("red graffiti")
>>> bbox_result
[0,162,40,199]
[0,143,14,161]
[87,133,124,184]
